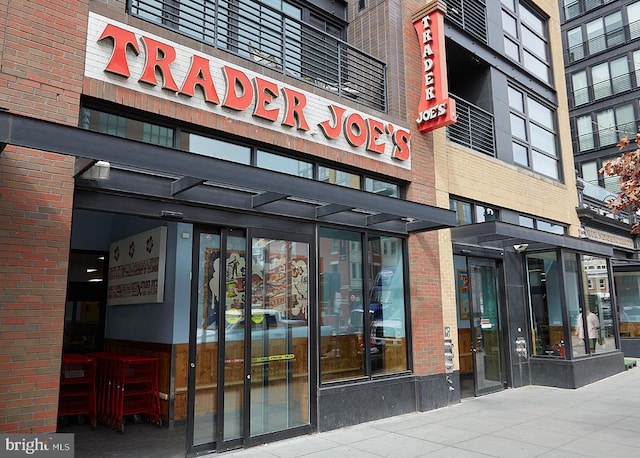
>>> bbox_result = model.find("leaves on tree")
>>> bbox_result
[600,131,640,234]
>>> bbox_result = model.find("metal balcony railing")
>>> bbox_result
[567,18,640,64]
[574,117,639,154]
[570,70,635,108]
[446,94,495,156]
[563,0,616,21]
[128,0,387,112]
[445,0,487,44]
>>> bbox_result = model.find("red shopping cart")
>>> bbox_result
[58,353,97,430]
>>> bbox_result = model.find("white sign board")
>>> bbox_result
[107,226,168,305]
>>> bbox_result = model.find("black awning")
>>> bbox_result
[452,221,613,257]
[0,110,456,234]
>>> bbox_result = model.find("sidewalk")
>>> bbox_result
[219,365,640,458]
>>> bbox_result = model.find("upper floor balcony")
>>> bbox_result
[446,94,495,157]
[128,0,386,112]
[445,0,488,45]
[567,18,640,64]
[563,0,616,22]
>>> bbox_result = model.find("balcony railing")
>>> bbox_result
[445,0,487,44]
[570,70,635,108]
[128,0,387,112]
[563,0,615,21]
[575,117,639,154]
[446,94,495,156]
[568,18,640,64]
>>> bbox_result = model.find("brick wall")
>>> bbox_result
[0,0,89,432]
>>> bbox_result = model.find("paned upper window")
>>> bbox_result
[508,86,559,180]
[501,0,550,83]
[576,103,636,152]
[569,57,632,107]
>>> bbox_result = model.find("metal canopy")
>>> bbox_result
[0,110,456,234]
[451,221,613,257]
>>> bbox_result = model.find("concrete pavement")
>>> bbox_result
[219,363,640,457]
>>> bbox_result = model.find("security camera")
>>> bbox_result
[513,244,529,253]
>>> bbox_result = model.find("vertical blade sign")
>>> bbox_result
[413,1,456,133]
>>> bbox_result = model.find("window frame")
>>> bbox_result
[508,85,560,180]
[501,0,551,83]
[79,103,405,199]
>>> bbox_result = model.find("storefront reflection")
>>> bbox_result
[318,228,408,382]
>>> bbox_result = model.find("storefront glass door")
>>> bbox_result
[249,235,310,436]
[468,258,504,395]
[188,228,310,453]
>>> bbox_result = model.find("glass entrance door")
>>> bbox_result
[248,234,310,437]
[188,228,311,453]
[468,258,504,395]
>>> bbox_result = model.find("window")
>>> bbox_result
[576,104,636,152]
[614,270,640,339]
[571,71,589,106]
[572,58,631,107]
[184,133,251,164]
[581,161,599,187]
[611,57,632,94]
[629,1,640,40]
[365,178,400,198]
[580,256,615,354]
[563,0,616,20]
[586,12,624,56]
[564,254,588,357]
[518,214,566,234]
[592,57,631,100]
[508,86,559,179]
[527,252,564,356]
[449,199,499,225]
[319,229,408,382]
[633,50,640,87]
[318,167,360,189]
[596,104,635,147]
[536,220,565,235]
[256,151,313,178]
[576,115,595,152]
[81,106,403,198]
[79,108,174,147]
[567,27,584,62]
[526,251,612,359]
[519,215,534,228]
[580,157,620,192]
[501,1,549,83]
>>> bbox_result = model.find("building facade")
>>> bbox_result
[0,0,627,455]
[560,0,640,357]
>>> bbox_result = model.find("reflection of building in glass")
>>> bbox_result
[561,0,640,357]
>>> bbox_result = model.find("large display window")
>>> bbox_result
[614,271,640,338]
[527,252,564,356]
[318,228,408,382]
[527,251,617,358]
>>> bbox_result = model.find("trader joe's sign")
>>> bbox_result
[85,13,412,167]
[413,1,456,133]
[107,226,167,305]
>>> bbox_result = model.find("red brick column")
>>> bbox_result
[0,0,89,433]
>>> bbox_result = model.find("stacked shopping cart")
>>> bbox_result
[58,353,98,429]
[90,352,162,433]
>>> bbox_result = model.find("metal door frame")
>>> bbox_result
[467,257,506,396]
[186,225,315,455]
